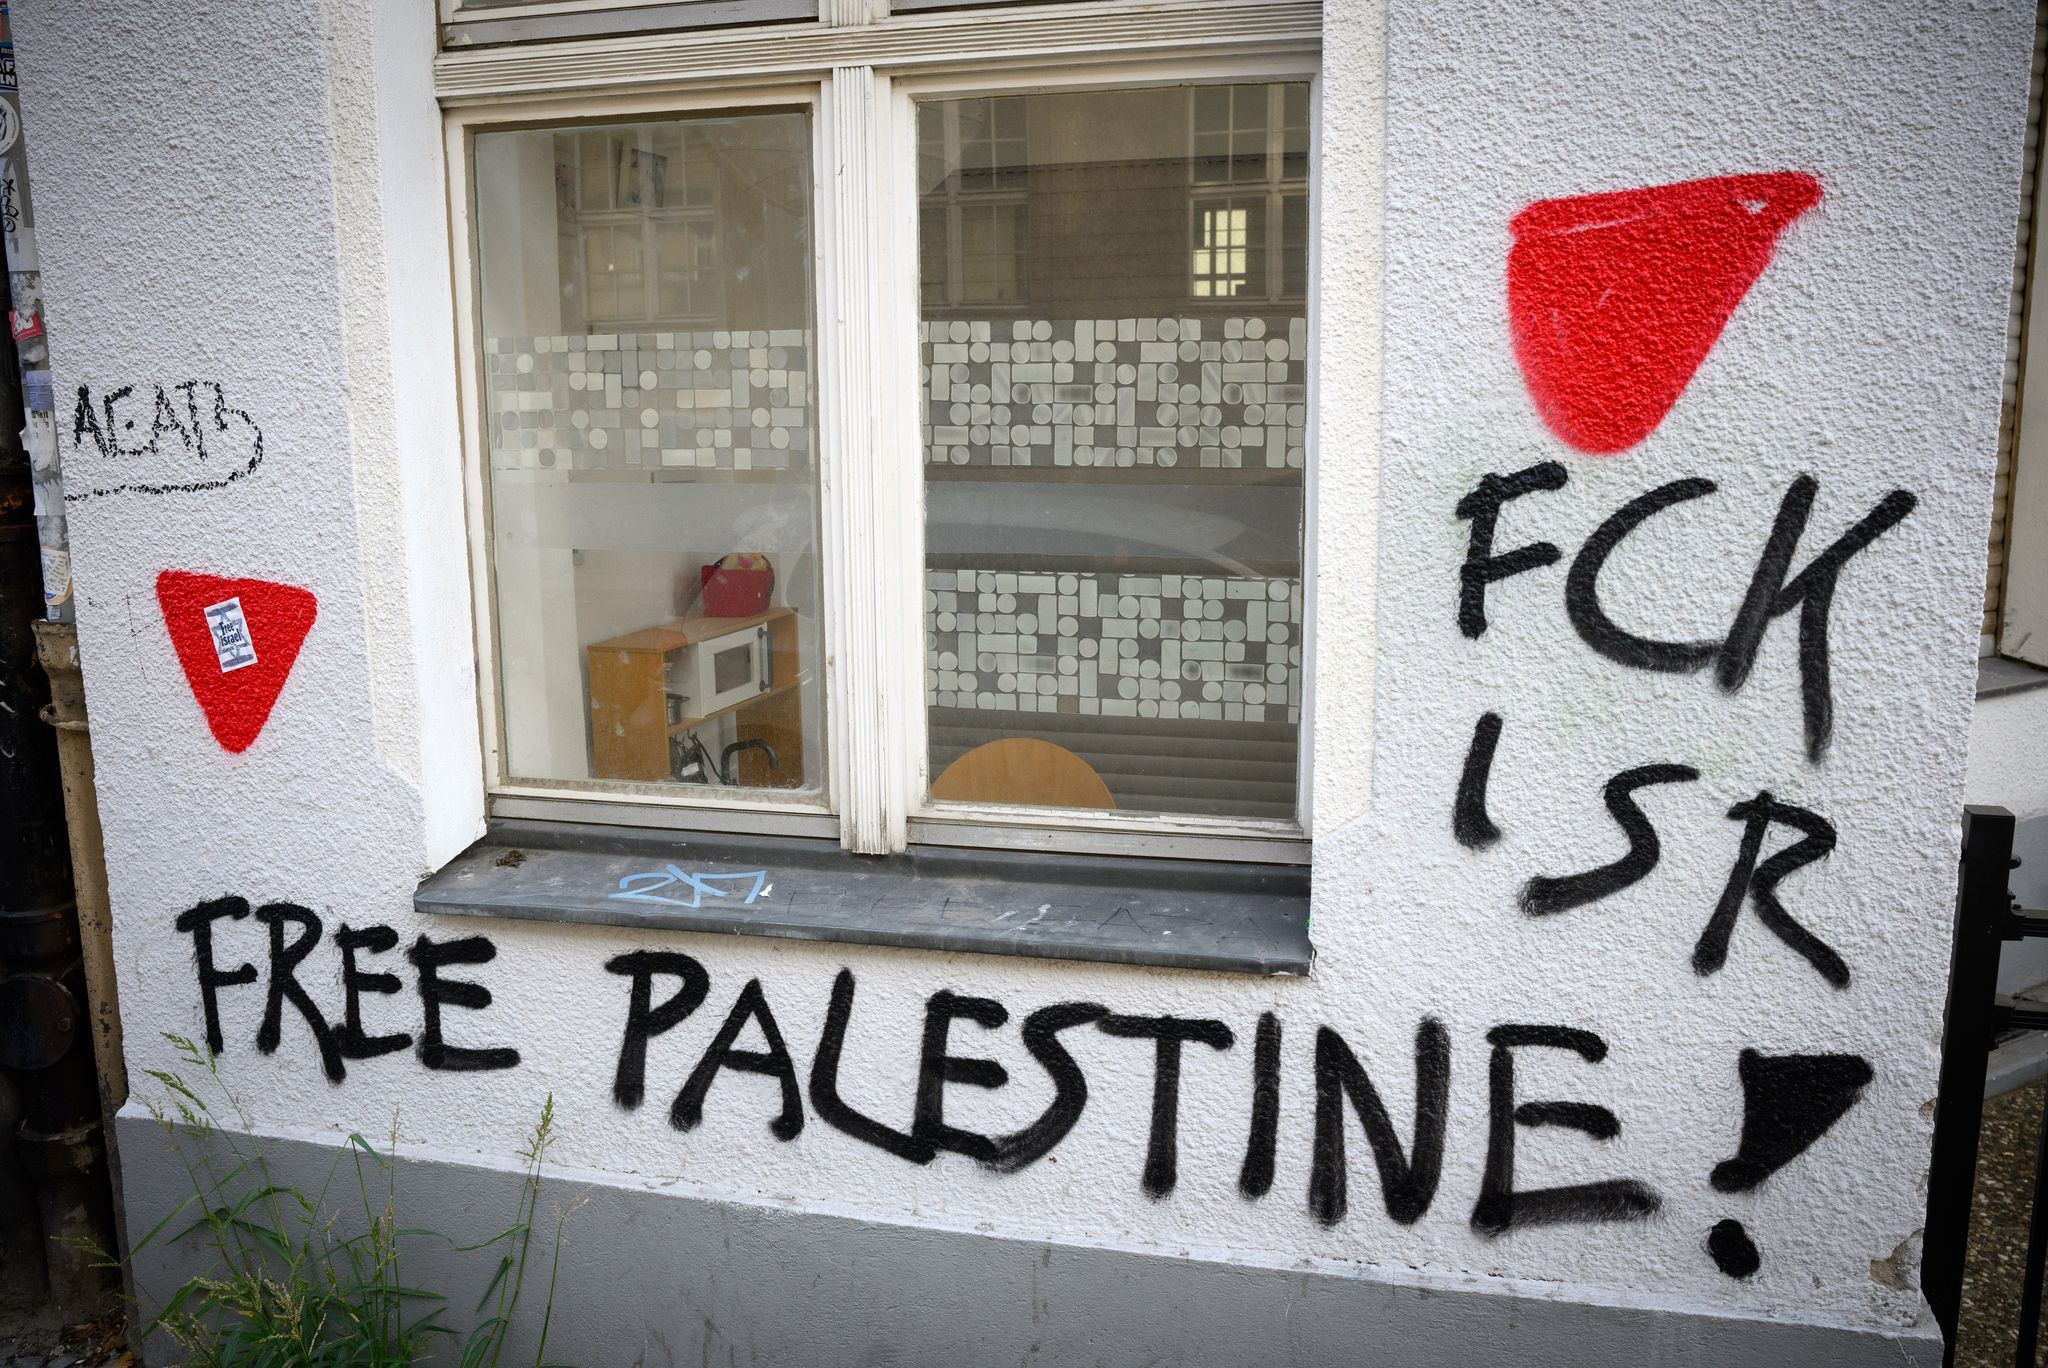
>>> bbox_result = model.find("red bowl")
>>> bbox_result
[700,564,774,616]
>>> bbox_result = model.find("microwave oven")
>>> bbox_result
[671,622,773,719]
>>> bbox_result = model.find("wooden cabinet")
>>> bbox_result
[586,606,804,788]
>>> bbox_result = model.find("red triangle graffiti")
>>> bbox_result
[1507,171,1822,455]
[156,570,317,753]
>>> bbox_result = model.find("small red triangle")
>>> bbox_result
[156,570,317,754]
[1508,171,1822,454]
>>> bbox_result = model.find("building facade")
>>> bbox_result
[14,0,2041,1362]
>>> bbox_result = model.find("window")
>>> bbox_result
[918,98,1028,308]
[915,83,1310,827]
[1993,4,2048,669]
[448,13,1318,863]
[471,108,825,802]
[1189,84,1308,305]
[554,124,724,327]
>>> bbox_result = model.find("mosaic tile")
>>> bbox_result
[925,568,1303,725]
[919,316,1307,472]
[484,331,814,473]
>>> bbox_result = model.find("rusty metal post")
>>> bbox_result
[32,626,122,1117]
[32,622,130,1320]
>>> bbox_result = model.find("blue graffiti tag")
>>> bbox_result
[607,865,770,910]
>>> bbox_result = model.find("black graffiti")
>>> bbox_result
[1099,1014,1235,1199]
[673,978,803,1141]
[1565,478,1722,672]
[173,896,259,1056]
[65,379,266,501]
[1459,469,1915,760]
[1707,1218,1761,1278]
[914,990,1011,1163]
[336,924,412,1061]
[1453,711,1505,850]
[1470,1025,1660,1236]
[809,969,937,1165]
[254,903,343,1083]
[605,950,711,1109]
[1308,1019,1449,1227]
[406,934,521,1073]
[1462,721,1858,981]
[988,1002,1107,1173]
[1455,460,1569,638]
[1717,477,1917,762]
[1705,1049,1872,1279]
[179,920,1871,1248]
[1237,1011,1283,1199]
[1519,763,1699,916]
[173,904,519,1080]
[1693,792,1847,987]
[1711,1049,1873,1193]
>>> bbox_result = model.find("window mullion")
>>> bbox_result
[820,64,918,852]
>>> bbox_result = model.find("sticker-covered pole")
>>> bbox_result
[0,3,64,622]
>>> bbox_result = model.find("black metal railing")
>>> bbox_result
[1926,805,2048,1366]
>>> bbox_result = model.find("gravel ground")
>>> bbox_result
[0,1310,126,1368]
[1961,1076,2048,1367]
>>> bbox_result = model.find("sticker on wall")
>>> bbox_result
[1507,171,1822,455]
[156,570,316,753]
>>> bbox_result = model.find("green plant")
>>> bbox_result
[118,1033,577,1367]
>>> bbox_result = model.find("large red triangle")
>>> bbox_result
[1507,171,1821,454]
[156,570,317,754]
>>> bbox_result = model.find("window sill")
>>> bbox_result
[1979,654,2048,700]
[415,818,1313,976]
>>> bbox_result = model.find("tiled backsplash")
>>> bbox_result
[925,568,1302,725]
[487,316,1307,478]
[485,330,813,472]
[920,316,1308,471]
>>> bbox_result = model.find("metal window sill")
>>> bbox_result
[415,818,1313,976]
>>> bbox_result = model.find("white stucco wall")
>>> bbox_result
[13,0,2033,1345]
[1970,686,2048,824]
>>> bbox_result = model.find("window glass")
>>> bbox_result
[474,111,824,799]
[917,83,1309,824]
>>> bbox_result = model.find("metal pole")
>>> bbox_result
[0,2,70,624]
[34,620,132,1334]
[1928,807,2019,1360]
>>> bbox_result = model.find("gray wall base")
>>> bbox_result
[115,1113,1940,1368]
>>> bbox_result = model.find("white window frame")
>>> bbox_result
[2006,58,2048,670]
[439,1,1322,866]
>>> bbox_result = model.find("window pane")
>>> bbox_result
[475,111,824,799]
[919,204,950,307]
[916,84,1309,824]
[1281,84,1310,180]
[1281,193,1308,300]
[960,203,1023,304]
[1192,201,1268,300]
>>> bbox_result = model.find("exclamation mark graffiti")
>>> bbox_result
[1707,1048,1875,1277]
